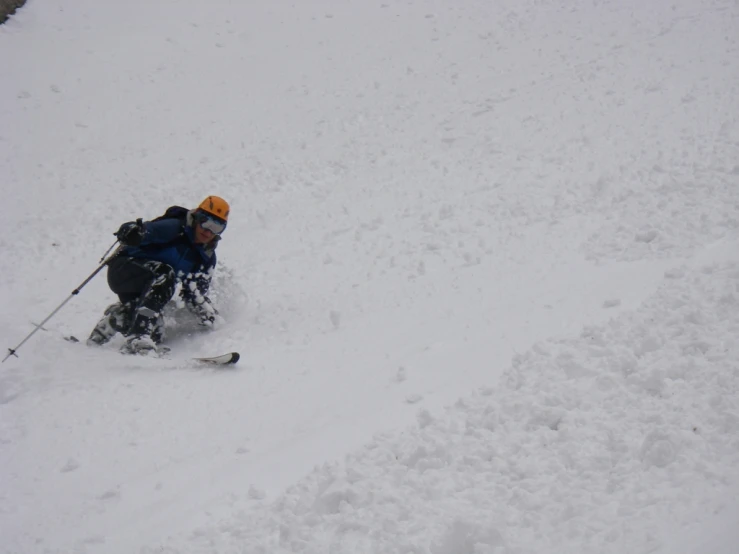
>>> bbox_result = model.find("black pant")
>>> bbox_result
[107,257,176,315]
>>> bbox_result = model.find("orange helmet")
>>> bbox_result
[197,195,230,222]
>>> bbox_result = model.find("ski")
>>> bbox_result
[65,335,239,365]
[193,352,240,365]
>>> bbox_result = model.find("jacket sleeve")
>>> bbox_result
[139,219,185,245]
[180,267,213,302]
[180,265,218,323]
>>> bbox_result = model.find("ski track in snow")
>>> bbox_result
[1,0,739,553]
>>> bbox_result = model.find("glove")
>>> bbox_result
[194,297,218,327]
[199,313,216,327]
[116,220,145,247]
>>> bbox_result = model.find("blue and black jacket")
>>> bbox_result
[120,214,217,300]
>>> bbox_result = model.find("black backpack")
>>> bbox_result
[152,205,189,223]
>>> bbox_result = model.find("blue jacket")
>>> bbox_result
[121,218,217,296]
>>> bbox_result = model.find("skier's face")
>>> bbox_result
[194,223,215,244]
[191,210,226,244]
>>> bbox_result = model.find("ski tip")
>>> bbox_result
[192,352,240,365]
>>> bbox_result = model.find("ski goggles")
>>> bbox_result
[193,210,227,235]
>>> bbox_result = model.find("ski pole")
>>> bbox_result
[3,241,125,363]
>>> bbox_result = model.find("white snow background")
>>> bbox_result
[1,0,739,553]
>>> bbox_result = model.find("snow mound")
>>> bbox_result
[161,255,739,553]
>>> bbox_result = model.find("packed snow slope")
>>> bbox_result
[1,1,738,553]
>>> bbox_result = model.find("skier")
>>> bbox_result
[87,195,230,354]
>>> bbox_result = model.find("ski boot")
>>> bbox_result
[87,303,132,346]
[121,335,158,355]
[119,307,165,356]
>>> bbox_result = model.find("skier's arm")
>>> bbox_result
[180,268,218,326]
[139,219,184,245]
[116,218,183,246]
